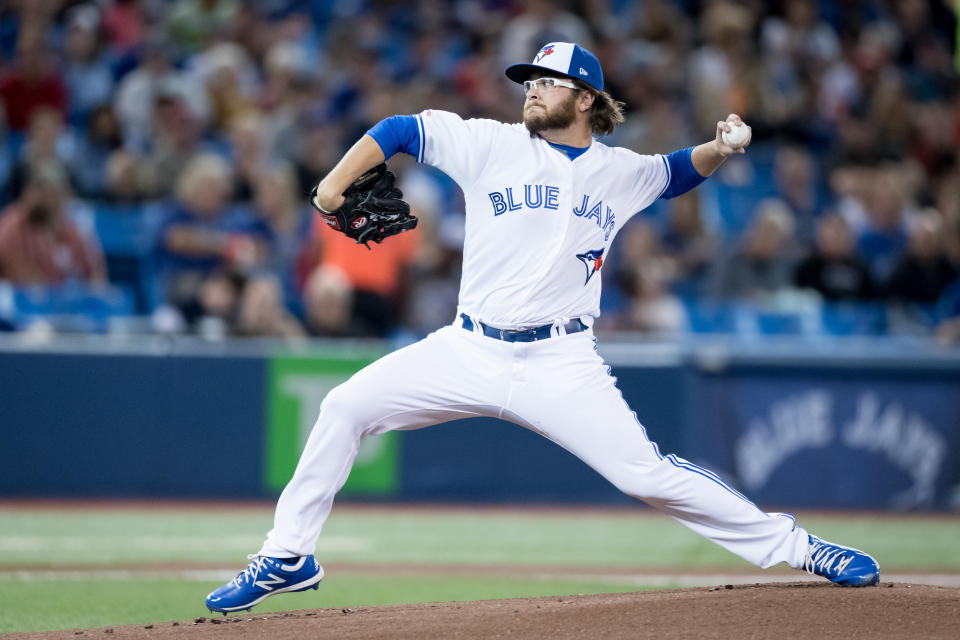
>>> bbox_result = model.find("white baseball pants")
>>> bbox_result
[260,320,809,570]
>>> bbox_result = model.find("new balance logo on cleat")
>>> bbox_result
[253,573,286,590]
[206,555,324,613]
[803,535,879,587]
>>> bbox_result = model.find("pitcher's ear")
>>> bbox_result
[579,90,596,112]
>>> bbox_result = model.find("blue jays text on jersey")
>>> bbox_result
[488,185,616,241]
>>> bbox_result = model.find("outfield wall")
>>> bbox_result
[2,335,958,510]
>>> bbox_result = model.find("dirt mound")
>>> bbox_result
[10,583,960,640]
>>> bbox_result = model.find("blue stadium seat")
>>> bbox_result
[683,300,737,334]
[755,311,805,335]
[12,283,137,333]
[820,303,886,336]
[92,202,165,312]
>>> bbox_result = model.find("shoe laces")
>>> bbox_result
[804,539,854,577]
[232,554,269,588]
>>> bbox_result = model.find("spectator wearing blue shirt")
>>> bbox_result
[854,165,910,283]
[159,153,256,321]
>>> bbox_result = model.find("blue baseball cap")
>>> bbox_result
[505,42,604,92]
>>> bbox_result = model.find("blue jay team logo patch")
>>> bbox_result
[576,248,604,285]
[535,45,555,62]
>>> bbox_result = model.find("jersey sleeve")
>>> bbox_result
[622,151,671,219]
[417,109,499,190]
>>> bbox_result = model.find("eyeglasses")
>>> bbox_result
[523,77,577,93]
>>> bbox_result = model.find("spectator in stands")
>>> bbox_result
[188,42,258,136]
[660,192,715,297]
[618,92,696,157]
[854,164,912,283]
[235,275,305,339]
[5,107,72,202]
[757,0,841,136]
[760,0,841,75]
[166,0,239,56]
[63,5,115,128]
[0,26,66,134]
[302,265,354,338]
[711,199,799,302]
[451,34,517,124]
[261,67,319,164]
[402,214,463,336]
[886,210,957,305]
[195,269,242,337]
[69,104,124,199]
[306,203,421,338]
[603,221,685,333]
[827,158,872,228]
[625,261,688,335]
[0,162,106,285]
[134,90,205,198]
[113,30,209,152]
[687,2,757,138]
[247,162,311,301]
[629,0,694,56]
[773,145,823,241]
[158,153,252,321]
[819,23,901,128]
[101,0,146,55]
[794,214,875,301]
[291,111,342,195]
[258,41,302,115]
[103,149,140,202]
[227,112,266,201]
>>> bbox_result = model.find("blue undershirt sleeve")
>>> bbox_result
[659,146,707,200]
[366,115,421,160]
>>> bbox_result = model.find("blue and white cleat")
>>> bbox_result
[804,535,879,587]
[206,555,324,614]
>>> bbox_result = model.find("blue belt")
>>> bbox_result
[460,313,587,342]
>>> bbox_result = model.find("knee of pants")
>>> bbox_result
[601,460,664,499]
[316,381,369,435]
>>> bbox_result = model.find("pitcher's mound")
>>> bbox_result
[19,583,960,639]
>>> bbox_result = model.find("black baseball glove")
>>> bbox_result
[310,163,417,248]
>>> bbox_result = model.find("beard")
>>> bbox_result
[523,92,578,134]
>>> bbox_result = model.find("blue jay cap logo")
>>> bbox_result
[505,42,604,92]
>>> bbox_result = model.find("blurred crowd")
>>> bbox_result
[0,0,958,342]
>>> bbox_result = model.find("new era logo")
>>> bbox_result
[579,67,589,76]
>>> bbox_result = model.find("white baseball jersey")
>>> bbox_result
[414,109,670,328]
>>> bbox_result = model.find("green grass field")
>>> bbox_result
[1,504,958,634]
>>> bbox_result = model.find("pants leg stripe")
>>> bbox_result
[665,454,758,508]
[632,411,663,460]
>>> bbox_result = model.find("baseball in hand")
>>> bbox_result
[722,122,750,147]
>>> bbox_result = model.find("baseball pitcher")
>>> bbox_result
[206,42,879,614]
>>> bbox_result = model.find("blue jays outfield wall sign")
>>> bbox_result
[265,352,397,495]
[692,376,960,510]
